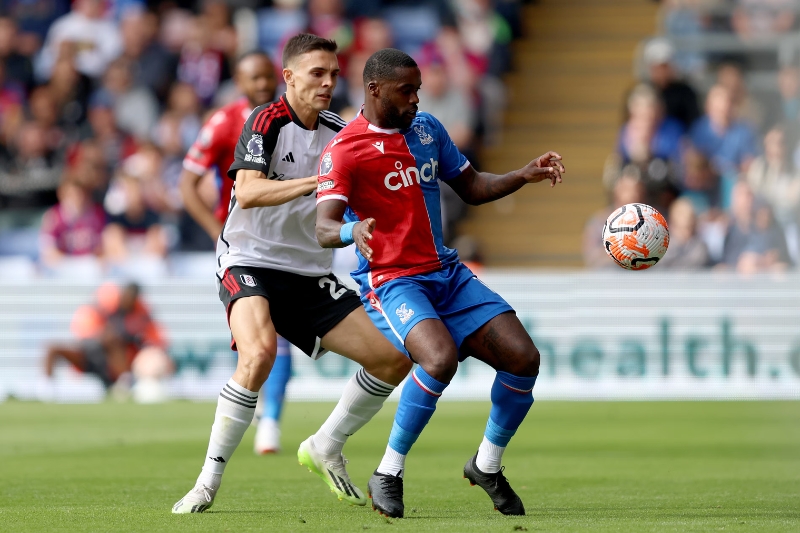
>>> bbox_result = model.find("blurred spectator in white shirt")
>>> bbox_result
[37,0,123,80]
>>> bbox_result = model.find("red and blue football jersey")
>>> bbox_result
[316,111,470,291]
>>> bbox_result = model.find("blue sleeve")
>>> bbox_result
[425,114,469,181]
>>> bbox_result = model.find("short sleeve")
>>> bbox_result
[227,105,282,180]
[316,140,355,205]
[429,115,470,181]
[182,122,220,175]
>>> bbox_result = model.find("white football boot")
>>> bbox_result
[297,436,366,506]
[254,417,281,454]
[172,477,220,514]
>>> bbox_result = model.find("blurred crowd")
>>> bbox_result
[585,0,800,273]
[0,0,524,279]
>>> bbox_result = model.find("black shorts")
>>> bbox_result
[80,339,114,388]
[219,266,362,358]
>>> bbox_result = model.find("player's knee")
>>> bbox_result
[505,344,540,378]
[240,339,278,374]
[422,355,459,384]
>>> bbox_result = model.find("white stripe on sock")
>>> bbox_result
[313,370,395,456]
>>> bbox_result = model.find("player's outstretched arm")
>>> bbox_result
[235,169,318,208]
[446,151,565,206]
[316,199,376,261]
[179,168,223,240]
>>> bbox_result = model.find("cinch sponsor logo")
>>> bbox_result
[384,159,438,191]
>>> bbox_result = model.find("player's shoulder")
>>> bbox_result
[319,110,348,133]
[412,111,444,131]
[248,98,292,133]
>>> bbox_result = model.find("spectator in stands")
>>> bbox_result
[29,86,69,155]
[39,179,105,268]
[48,58,93,135]
[85,91,138,177]
[418,50,476,156]
[163,82,202,154]
[37,0,123,80]
[64,138,108,202]
[642,37,700,131]
[43,281,169,394]
[354,17,394,57]
[177,15,230,106]
[201,0,238,61]
[308,0,354,54]
[681,145,721,211]
[737,201,792,273]
[119,11,177,104]
[583,169,647,269]
[0,17,35,93]
[766,64,800,127]
[102,173,168,264]
[0,120,62,208]
[719,180,790,271]
[690,84,759,208]
[0,62,24,152]
[659,197,711,269]
[732,0,797,41]
[95,57,159,141]
[452,0,513,77]
[617,83,683,212]
[716,62,767,132]
[746,126,800,228]
[4,0,70,57]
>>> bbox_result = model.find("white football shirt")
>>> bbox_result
[217,95,346,278]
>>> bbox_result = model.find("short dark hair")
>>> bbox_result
[237,50,272,67]
[363,48,418,84]
[282,33,338,68]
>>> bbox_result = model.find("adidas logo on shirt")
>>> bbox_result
[282,152,295,163]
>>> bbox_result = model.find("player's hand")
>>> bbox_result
[354,218,376,261]
[520,151,565,187]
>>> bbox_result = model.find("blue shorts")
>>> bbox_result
[361,262,514,361]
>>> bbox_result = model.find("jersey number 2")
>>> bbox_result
[319,277,347,300]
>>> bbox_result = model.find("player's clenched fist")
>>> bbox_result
[354,218,376,261]
[520,151,565,187]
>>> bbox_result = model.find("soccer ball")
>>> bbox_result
[602,203,669,270]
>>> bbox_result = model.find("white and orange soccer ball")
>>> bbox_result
[602,203,669,270]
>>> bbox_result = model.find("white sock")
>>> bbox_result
[198,378,258,485]
[377,444,406,477]
[312,368,395,456]
[475,436,505,474]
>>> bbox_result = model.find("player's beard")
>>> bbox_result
[381,96,414,130]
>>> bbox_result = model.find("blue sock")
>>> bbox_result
[388,366,449,454]
[263,337,292,421]
[485,371,536,446]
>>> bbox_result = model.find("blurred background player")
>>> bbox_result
[43,281,170,400]
[179,50,288,454]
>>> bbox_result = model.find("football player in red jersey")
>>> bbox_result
[180,51,277,241]
[180,52,290,455]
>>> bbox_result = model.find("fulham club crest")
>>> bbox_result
[240,274,257,287]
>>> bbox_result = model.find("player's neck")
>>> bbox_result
[362,105,395,131]
[285,91,320,130]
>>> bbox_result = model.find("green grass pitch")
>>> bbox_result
[1,400,798,532]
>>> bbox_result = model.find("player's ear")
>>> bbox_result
[283,68,293,87]
[367,81,379,97]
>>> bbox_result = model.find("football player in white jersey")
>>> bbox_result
[172,34,412,514]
